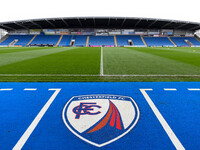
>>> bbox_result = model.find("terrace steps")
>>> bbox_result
[56,35,63,46]
[195,36,200,42]
[168,37,177,46]
[26,35,37,46]
[9,39,18,47]
[86,36,90,47]
[114,35,118,47]
[140,35,147,47]
[69,35,74,46]
[0,34,9,43]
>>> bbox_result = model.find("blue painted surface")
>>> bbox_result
[0,82,199,150]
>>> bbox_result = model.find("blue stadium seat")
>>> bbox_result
[143,37,174,47]
[59,35,72,46]
[116,35,145,46]
[73,35,87,46]
[89,36,115,46]
[0,35,34,46]
[30,35,60,45]
[170,37,200,47]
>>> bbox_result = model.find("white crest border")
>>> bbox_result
[62,94,140,147]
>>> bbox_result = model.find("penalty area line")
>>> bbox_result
[13,88,61,150]
[140,89,185,150]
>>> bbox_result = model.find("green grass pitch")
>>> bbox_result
[0,46,200,82]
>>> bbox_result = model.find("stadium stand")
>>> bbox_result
[0,17,200,48]
[88,36,115,46]
[143,37,175,47]
[170,37,200,47]
[1,34,200,47]
[0,35,34,46]
[73,35,87,46]
[30,35,60,46]
[59,35,72,46]
[116,35,145,46]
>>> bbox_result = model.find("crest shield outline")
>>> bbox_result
[62,94,140,147]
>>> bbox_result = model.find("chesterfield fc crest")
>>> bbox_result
[62,94,140,147]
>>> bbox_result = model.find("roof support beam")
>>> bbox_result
[61,19,69,27]
[148,20,158,28]
[189,25,200,31]
[77,18,82,27]
[29,21,42,29]
[45,19,56,28]
[0,24,16,30]
[107,18,110,26]
[121,18,126,27]
[13,22,29,30]
[175,23,189,29]
[93,18,96,27]
[134,19,142,28]
[161,21,173,29]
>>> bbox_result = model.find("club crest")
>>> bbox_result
[62,94,140,147]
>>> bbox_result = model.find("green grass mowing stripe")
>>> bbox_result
[0,47,101,75]
[128,47,200,67]
[0,47,55,54]
[103,47,200,75]
[0,47,75,66]
[152,47,200,53]
[151,47,200,57]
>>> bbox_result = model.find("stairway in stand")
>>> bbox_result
[86,36,90,47]
[114,35,118,47]
[26,35,37,46]
[168,36,177,46]
[56,35,63,46]
[140,35,147,47]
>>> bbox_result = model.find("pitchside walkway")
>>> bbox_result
[0,82,199,149]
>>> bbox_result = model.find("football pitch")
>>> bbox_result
[0,46,200,82]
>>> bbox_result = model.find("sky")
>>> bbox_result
[0,0,199,23]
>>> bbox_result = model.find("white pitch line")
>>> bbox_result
[0,88,13,91]
[188,88,200,91]
[140,89,185,150]
[103,74,200,77]
[100,47,104,76]
[164,88,177,91]
[13,88,61,150]
[24,88,37,91]
[0,74,100,77]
